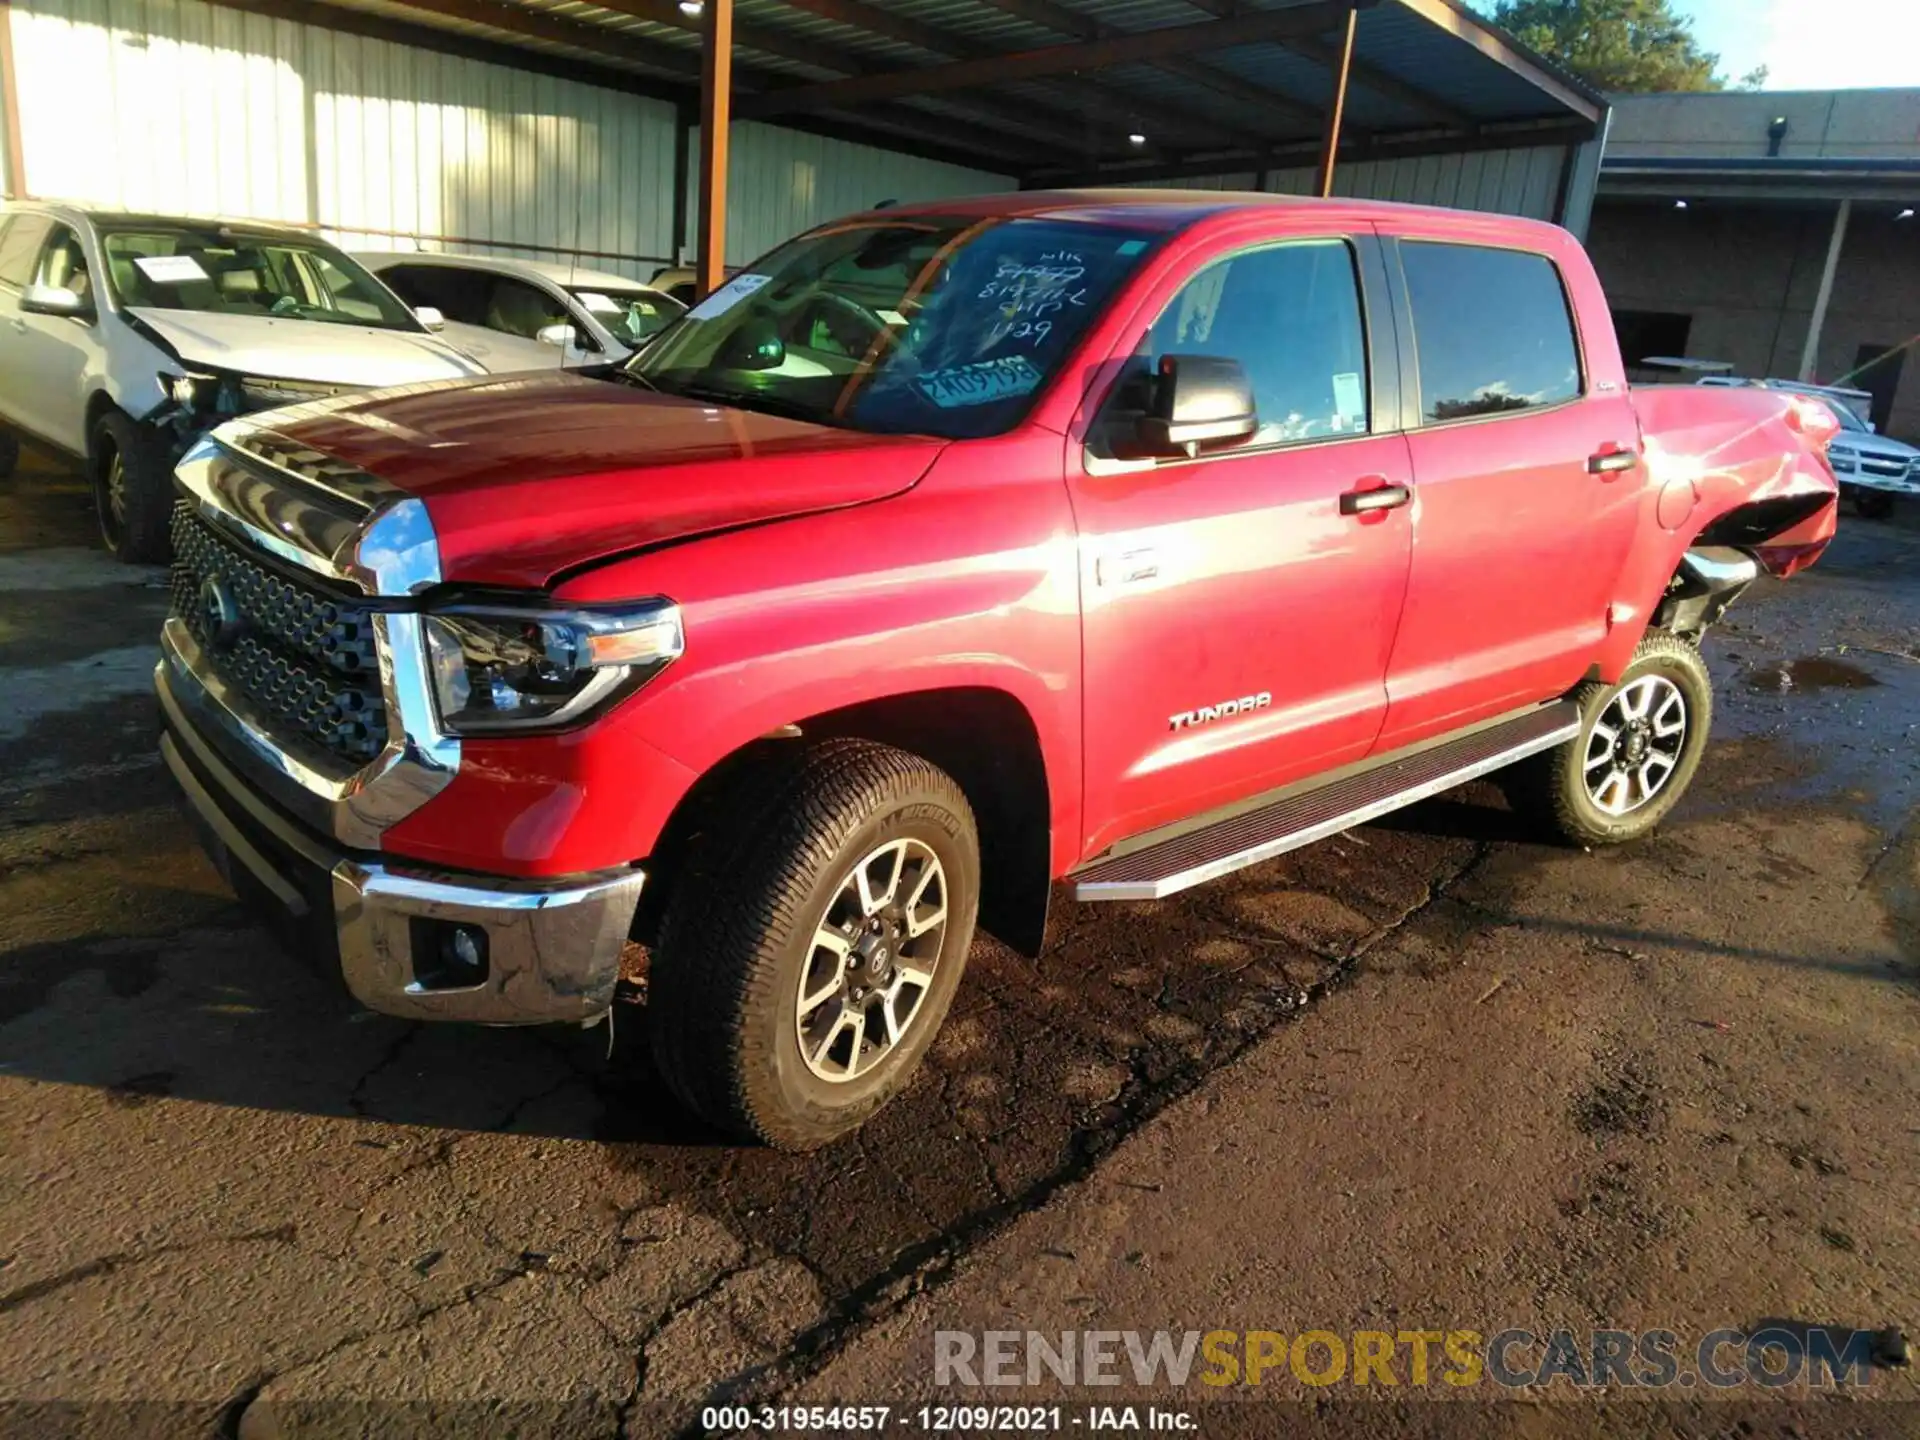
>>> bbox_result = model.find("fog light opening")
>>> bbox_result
[410,919,491,991]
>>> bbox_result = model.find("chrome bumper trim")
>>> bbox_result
[334,863,644,1025]
[158,620,456,849]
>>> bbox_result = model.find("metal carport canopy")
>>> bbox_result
[259,0,1607,293]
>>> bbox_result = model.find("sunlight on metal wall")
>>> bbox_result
[5,0,1009,276]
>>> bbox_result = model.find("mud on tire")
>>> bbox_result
[647,739,980,1150]
[1509,630,1713,848]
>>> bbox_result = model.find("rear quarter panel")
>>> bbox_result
[1594,384,1839,680]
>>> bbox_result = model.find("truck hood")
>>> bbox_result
[129,307,486,385]
[242,371,948,587]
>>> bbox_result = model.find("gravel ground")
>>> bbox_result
[1,446,1914,1438]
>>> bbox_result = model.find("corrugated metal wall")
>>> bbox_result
[1116,146,1571,222]
[2,0,1010,278]
[697,121,1009,267]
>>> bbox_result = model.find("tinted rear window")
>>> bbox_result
[1401,241,1581,424]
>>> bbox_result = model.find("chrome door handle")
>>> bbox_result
[1097,547,1160,586]
[1587,449,1638,475]
[1339,484,1410,515]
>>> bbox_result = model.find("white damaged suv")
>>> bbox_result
[0,203,485,562]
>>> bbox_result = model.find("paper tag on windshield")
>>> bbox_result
[687,273,770,320]
[134,254,209,285]
[1332,371,1365,424]
[575,291,623,314]
[915,355,1043,409]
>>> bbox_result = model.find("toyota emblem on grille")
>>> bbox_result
[198,574,243,650]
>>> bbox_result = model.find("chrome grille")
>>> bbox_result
[169,502,388,764]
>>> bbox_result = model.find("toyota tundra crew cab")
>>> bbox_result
[156,193,1840,1149]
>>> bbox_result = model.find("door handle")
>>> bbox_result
[1339,483,1411,515]
[1587,448,1639,475]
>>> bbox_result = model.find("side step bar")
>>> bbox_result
[1072,701,1582,902]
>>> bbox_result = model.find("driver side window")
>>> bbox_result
[1144,239,1371,448]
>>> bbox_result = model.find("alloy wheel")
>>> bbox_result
[795,837,949,1082]
[1583,674,1688,816]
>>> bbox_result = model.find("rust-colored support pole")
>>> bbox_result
[1314,6,1357,199]
[0,2,28,199]
[697,0,734,298]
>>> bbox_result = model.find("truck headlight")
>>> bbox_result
[1828,447,1857,472]
[422,602,683,734]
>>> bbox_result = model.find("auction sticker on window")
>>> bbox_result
[133,254,210,284]
[915,354,1043,409]
[687,272,770,320]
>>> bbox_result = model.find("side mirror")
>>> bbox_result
[1136,355,1257,457]
[414,305,446,331]
[20,283,94,321]
[536,322,579,349]
[718,318,785,371]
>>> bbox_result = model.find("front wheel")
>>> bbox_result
[91,411,175,564]
[1510,631,1712,847]
[648,739,979,1150]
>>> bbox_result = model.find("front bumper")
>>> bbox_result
[158,657,644,1025]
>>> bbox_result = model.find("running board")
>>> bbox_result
[1072,702,1582,902]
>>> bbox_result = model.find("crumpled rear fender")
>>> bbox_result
[1591,386,1839,683]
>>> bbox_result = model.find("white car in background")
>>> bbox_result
[0,203,485,562]
[355,251,685,373]
[1696,374,1918,518]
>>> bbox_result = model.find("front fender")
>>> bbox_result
[382,437,1086,879]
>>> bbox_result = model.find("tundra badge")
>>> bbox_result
[1169,692,1272,731]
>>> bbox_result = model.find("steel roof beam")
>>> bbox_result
[972,0,1324,131]
[1176,0,1475,128]
[737,0,1378,119]
[585,0,1142,159]
[773,0,1263,153]
[367,0,1037,170]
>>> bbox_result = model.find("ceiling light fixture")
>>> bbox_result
[679,0,703,14]
[1898,208,1915,220]
[1673,199,1689,209]
[1128,132,1148,146]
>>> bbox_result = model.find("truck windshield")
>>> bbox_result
[624,216,1161,438]
[100,226,420,330]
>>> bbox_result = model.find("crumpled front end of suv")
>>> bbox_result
[155,419,654,1025]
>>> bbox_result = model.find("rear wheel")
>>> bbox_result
[648,739,979,1150]
[91,411,174,564]
[1510,631,1712,847]
[1853,490,1895,521]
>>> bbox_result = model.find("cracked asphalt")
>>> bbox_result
[2,445,1916,1438]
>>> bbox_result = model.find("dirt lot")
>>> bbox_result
[1,447,1915,1438]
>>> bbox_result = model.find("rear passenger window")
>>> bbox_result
[1147,239,1370,443]
[1401,242,1580,424]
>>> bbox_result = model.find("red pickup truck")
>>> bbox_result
[157,192,1838,1148]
